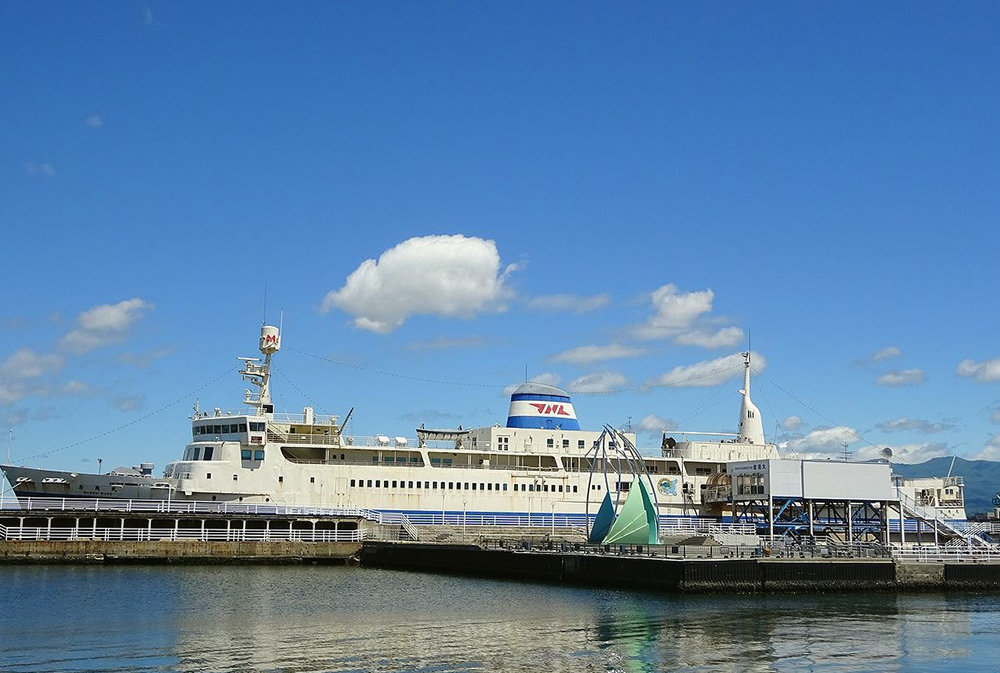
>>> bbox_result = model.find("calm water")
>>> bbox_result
[1,565,998,672]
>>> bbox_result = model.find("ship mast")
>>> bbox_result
[737,351,765,445]
[239,325,281,417]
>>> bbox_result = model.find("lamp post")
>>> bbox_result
[463,499,468,540]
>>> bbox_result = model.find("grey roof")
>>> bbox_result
[510,382,571,398]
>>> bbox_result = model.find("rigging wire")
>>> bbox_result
[671,371,741,429]
[751,366,883,452]
[285,346,744,395]
[20,366,237,464]
[271,365,332,416]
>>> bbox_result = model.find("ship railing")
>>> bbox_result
[0,523,365,543]
[889,543,1000,563]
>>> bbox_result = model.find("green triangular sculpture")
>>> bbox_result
[588,492,616,543]
[602,478,658,545]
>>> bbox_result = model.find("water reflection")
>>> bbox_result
[1,566,997,673]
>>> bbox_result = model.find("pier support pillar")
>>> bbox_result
[768,496,774,541]
[847,502,853,543]
[808,501,814,538]
[120,518,125,541]
[147,518,152,541]
[899,504,905,546]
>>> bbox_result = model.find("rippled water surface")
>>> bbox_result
[2,565,998,672]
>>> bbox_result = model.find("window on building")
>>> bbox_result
[241,449,252,461]
[206,473,212,479]
[203,447,214,461]
[578,440,585,450]
[233,474,238,481]
[562,439,569,449]
[503,484,508,491]
[254,450,264,461]
[546,438,554,448]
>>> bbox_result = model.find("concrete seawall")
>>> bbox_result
[0,540,361,564]
[361,542,1000,593]
[5,539,1000,592]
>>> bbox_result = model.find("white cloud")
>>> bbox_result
[322,235,517,334]
[779,426,859,458]
[874,442,950,464]
[407,336,486,351]
[0,349,63,380]
[673,326,745,349]
[639,413,675,437]
[975,434,1000,461]
[957,356,1000,383]
[992,409,1000,424]
[85,114,103,128]
[528,293,610,313]
[59,298,151,353]
[875,369,926,387]
[118,346,174,369]
[24,162,56,177]
[0,349,68,404]
[551,344,646,365]
[871,346,902,362]
[875,417,953,434]
[61,380,94,396]
[627,284,744,349]
[782,416,803,431]
[567,372,627,394]
[113,393,145,412]
[630,284,714,340]
[644,351,765,389]
[503,373,561,396]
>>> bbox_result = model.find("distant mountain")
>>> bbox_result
[891,457,1000,516]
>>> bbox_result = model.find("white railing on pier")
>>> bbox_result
[1,496,753,538]
[890,544,1000,563]
[0,523,365,543]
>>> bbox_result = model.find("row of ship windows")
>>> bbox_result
[348,479,583,494]
[192,422,266,437]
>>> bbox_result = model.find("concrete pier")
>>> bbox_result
[360,542,1000,593]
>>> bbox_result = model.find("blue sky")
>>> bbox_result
[2,2,999,473]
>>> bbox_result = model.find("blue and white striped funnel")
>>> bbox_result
[506,382,580,430]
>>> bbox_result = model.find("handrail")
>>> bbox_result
[895,487,988,548]
[0,523,365,543]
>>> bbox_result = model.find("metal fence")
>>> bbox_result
[479,539,892,560]
[0,523,365,543]
[890,544,1000,563]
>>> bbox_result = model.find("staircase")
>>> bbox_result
[896,488,992,548]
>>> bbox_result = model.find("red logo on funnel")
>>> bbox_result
[528,403,571,416]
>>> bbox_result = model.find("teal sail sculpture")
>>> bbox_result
[602,478,659,545]
[588,492,616,543]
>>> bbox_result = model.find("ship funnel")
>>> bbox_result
[259,325,281,355]
[506,382,581,431]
